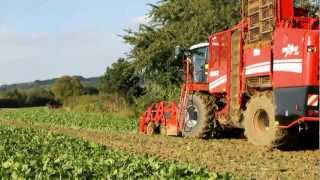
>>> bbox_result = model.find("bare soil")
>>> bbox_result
[1,120,319,179]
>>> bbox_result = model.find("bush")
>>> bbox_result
[51,76,84,101]
[82,86,99,95]
[133,83,180,115]
[63,94,134,118]
[100,58,144,104]
[64,95,102,112]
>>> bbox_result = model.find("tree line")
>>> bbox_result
[0,76,99,108]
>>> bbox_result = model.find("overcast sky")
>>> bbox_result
[0,0,157,85]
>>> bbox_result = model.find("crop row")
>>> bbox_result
[0,125,234,179]
[0,108,137,132]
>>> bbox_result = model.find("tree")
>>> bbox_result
[51,76,84,101]
[3,89,26,106]
[4,89,25,100]
[82,86,99,95]
[25,87,55,106]
[100,58,144,103]
[123,0,240,86]
[295,0,320,17]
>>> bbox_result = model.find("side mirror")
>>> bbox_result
[175,45,182,60]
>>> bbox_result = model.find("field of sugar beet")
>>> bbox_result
[0,108,319,179]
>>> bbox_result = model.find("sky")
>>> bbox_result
[0,0,157,85]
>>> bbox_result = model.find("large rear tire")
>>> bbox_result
[182,93,217,138]
[244,92,293,147]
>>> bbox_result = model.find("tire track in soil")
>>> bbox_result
[0,120,319,179]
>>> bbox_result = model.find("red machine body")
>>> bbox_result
[207,1,319,128]
[139,0,319,144]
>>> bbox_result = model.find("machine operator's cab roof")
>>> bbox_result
[189,42,209,51]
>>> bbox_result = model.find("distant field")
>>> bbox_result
[0,107,136,132]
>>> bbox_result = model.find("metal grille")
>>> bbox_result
[246,76,271,87]
[242,0,275,43]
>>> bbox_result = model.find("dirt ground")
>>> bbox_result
[1,120,319,179]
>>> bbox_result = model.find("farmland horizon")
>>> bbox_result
[0,74,100,87]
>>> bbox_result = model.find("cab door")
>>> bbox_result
[208,32,231,93]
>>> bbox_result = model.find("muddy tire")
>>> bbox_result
[182,93,217,138]
[146,122,156,135]
[244,92,291,147]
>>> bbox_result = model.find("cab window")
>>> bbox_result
[192,47,208,83]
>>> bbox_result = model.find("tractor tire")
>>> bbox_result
[182,93,217,139]
[244,92,294,148]
[146,122,156,135]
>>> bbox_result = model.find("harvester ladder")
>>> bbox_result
[229,30,242,122]
[177,59,192,129]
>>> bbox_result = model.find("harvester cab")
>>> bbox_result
[188,43,209,83]
[175,43,209,84]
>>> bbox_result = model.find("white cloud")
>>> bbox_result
[128,15,151,30]
[130,15,150,25]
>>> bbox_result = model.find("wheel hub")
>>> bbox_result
[185,105,199,130]
[147,122,155,135]
[253,109,270,134]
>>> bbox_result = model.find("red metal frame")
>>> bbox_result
[186,83,208,92]
[278,117,320,129]
[139,101,180,135]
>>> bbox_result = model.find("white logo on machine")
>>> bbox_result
[209,70,219,77]
[253,48,261,56]
[282,44,300,57]
[211,36,219,46]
